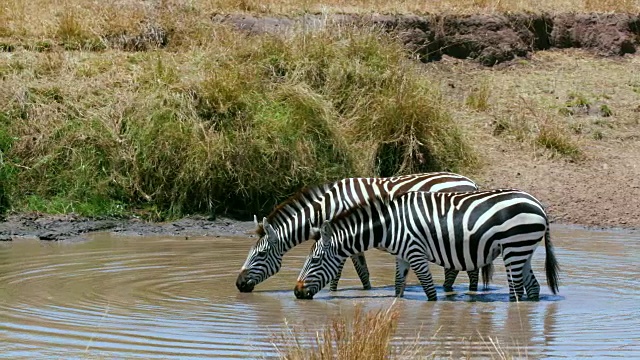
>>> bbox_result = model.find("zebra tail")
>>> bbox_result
[544,225,560,294]
[481,263,494,289]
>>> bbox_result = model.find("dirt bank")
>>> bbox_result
[216,12,640,65]
[0,214,255,242]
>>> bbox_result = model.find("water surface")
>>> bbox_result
[0,226,638,359]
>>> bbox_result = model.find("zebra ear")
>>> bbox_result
[309,226,321,241]
[319,222,333,248]
[263,217,278,244]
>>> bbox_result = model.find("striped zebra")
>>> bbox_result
[294,189,560,301]
[236,172,491,296]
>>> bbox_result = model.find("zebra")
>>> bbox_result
[294,189,560,301]
[236,172,492,296]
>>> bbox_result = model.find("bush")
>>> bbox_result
[1,24,475,218]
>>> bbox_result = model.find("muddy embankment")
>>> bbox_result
[216,12,640,65]
[0,214,256,242]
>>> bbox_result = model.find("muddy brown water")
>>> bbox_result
[0,226,638,359]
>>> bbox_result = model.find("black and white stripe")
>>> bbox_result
[236,172,488,295]
[295,189,560,301]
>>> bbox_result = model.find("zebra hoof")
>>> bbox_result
[468,286,478,292]
[363,284,372,290]
[443,286,454,293]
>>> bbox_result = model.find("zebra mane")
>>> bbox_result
[255,182,335,236]
[325,190,391,226]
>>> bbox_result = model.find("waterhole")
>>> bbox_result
[0,226,638,359]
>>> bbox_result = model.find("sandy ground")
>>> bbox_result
[476,132,640,229]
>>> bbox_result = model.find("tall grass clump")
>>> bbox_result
[258,25,477,177]
[0,119,16,216]
[1,24,475,219]
[275,304,402,360]
[56,9,105,51]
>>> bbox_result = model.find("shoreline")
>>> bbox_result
[1,212,638,242]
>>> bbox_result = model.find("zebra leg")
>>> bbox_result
[394,258,410,297]
[443,268,459,292]
[329,257,347,292]
[466,268,480,292]
[350,253,372,290]
[504,257,526,302]
[481,263,495,290]
[408,256,438,301]
[523,258,541,301]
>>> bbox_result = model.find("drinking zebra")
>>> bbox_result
[236,172,492,296]
[294,189,560,301]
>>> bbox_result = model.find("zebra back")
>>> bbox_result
[318,188,548,268]
[264,173,478,252]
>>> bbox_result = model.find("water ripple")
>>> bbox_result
[0,227,638,359]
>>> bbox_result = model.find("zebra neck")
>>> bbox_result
[272,216,315,254]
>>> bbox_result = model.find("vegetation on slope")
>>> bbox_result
[0,19,475,219]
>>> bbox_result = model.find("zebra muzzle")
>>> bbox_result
[236,270,255,293]
[294,280,314,300]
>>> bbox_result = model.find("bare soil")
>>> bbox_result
[477,134,640,230]
[0,214,256,242]
[216,13,640,65]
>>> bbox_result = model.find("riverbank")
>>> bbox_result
[2,2,639,237]
[1,205,638,242]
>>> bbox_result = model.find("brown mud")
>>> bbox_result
[214,12,640,65]
[0,214,255,242]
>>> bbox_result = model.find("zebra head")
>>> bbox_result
[236,216,282,293]
[294,221,344,299]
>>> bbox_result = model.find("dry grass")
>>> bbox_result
[466,79,492,112]
[2,0,639,219]
[422,50,640,166]
[275,304,400,360]
[0,23,474,218]
[273,303,526,360]
[0,0,639,48]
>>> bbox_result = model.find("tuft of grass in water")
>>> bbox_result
[273,303,526,360]
[274,304,401,360]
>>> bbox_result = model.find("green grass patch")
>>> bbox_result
[18,195,128,217]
